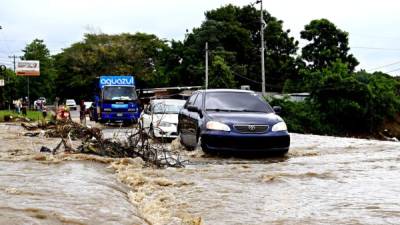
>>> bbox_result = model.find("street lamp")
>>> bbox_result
[254,0,266,96]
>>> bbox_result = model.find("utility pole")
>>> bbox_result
[8,55,19,73]
[8,55,21,110]
[258,0,266,96]
[205,42,209,89]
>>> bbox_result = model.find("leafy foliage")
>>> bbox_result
[209,55,236,88]
[275,61,400,135]
[22,39,57,102]
[0,39,56,107]
[301,19,359,72]
[54,33,170,100]
[179,4,299,91]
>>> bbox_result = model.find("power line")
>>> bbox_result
[350,33,400,40]
[351,46,400,51]
[233,73,261,84]
[386,67,400,73]
[368,60,400,71]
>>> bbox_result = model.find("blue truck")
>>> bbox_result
[92,75,141,124]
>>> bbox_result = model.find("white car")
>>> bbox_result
[34,97,46,110]
[140,99,186,139]
[65,99,77,110]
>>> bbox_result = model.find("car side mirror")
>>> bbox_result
[273,106,282,114]
[187,105,202,117]
[187,105,199,112]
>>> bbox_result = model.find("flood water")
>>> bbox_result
[175,134,400,224]
[0,124,146,225]
[1,123,400,225]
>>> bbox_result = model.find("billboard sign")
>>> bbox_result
[0,79,4,86]
[99,75,134,89]
[16,60,40,76]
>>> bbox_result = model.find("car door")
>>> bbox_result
[186,92,203,146]
[179,93,198,146]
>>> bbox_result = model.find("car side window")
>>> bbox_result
[193,92,203,109]
[185,93,198,108]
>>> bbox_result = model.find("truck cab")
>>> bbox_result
[93,75,140,124]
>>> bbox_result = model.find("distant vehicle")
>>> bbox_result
[33,97,46,110]
[178,89,290,155]
[91,75,140,124]
[83,101,93,114]
[65,99,77,110]
[141,99,186,139]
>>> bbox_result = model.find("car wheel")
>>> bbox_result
[178,128,195,151]
[199,137,213,154]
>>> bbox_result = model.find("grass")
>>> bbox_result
[0,110,51,122]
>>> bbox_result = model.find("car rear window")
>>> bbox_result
[205,92,273,113]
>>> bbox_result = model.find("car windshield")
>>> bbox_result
[103,86,137,101]
[205,92,273,113]
[153,103,184,114]
[66,100,75,104]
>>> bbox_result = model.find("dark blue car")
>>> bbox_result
[178,89,290,154]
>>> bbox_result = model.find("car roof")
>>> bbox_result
[196,89,254,94]
[150,99,186,105]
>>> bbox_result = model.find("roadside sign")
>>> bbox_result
[99,75,134,88]
[16,60,40,76]
[0,79,4,86]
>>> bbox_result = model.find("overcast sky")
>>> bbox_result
[1,0,400,75]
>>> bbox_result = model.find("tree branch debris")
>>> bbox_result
[22,120,187,168]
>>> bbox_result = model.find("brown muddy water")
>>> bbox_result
[1,123,400,225]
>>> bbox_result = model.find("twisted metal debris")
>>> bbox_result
[25,120,186,168]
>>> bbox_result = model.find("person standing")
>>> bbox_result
[55,97,60,111]
[22,97,28,116]
[79,100,86,125]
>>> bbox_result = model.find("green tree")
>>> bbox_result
[21,39,57,102]
[0,68,20,108]
[355,71,400,128]
[301,19,359,72]
[179,4,299,91]
[54,33,170,100]
[209,55,236,88]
